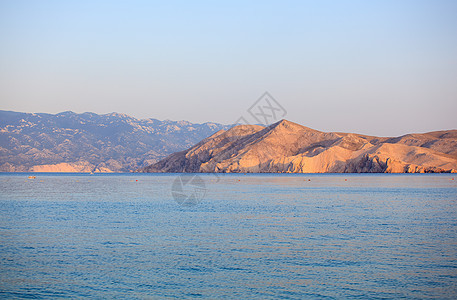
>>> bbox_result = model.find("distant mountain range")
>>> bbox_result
[2,112,456,173]
[141,119,457,173]
[0,110,230,172]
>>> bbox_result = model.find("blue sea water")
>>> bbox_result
[0,173,456,299]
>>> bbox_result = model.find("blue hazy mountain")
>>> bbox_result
[0,110,230,172]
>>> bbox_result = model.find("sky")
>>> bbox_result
[1,0,456,136]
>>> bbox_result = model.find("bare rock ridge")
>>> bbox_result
[140,120,457,173]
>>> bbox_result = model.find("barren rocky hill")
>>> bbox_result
[140,120,457,173]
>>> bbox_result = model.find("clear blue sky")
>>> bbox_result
[1,0,456,136]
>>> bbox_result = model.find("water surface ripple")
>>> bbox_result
[1,173,456,299]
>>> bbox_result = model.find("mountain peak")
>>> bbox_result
[268,119,319,133]
[56,111,76,116]
[277,119,292,125]
[270,119,294,127]
[105,112,131,118]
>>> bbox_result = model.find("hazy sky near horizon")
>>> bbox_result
[1,0,456,136]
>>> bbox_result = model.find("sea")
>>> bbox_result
[0,173,456,299]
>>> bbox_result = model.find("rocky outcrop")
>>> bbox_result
[30,161,114,173]
[140,120,457,173]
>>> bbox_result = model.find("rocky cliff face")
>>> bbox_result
[140,120,457,173]
[0,110,229,172]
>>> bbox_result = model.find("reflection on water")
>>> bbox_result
[0,173,456,298]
